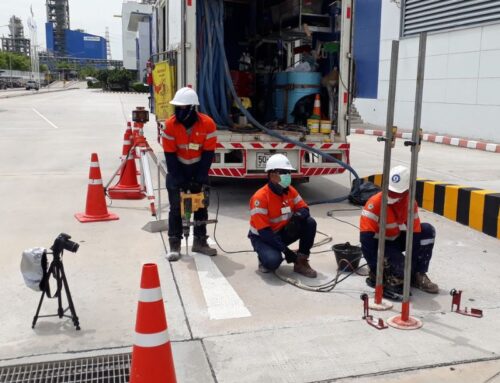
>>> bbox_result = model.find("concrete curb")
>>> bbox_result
[0,87,78,99]
[352,128,500,153]
[363,174,500,240]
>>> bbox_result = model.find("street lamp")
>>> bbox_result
[0,25,14,88]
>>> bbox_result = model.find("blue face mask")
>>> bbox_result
[279,174,292,188]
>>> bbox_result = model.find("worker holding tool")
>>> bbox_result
[248,154,318,278]
[161,87,218,261]
[360,165,439,295]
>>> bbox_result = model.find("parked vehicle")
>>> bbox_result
[25,80,39,91]
[150,0,353,181]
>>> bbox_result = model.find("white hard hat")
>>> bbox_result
[265,153,295,172]
[388,165,410,193]
[170,87,200,106]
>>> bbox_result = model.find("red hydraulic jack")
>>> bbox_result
[361,294,388,330]
[450,289,483,318]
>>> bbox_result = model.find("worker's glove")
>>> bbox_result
[283,247,297,264]
[188,182,203,193]
[194,173,209,186]
[293,208,310,220]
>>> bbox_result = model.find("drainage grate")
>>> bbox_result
[0,353,131,383]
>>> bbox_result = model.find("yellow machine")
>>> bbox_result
[180,188,216,254]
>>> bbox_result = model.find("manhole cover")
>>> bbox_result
[0,353,131,383]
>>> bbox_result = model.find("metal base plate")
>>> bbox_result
[387,314,423,330]
[368,298,393,311]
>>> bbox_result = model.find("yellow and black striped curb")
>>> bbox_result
[363,174,500,240]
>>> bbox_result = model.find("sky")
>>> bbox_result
[0,0,124,60]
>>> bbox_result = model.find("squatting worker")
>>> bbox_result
[360,165,439,295]
[248,154,317,278]
[161,87,217,261]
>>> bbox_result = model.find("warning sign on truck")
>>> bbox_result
[152,61,176,120]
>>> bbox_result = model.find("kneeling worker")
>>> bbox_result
[360,165,439,295]
[248,154,317,278]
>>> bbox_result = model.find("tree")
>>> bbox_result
[0,52,30,71]
[40,64,49,72]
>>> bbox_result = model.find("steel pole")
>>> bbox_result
[401,32,427,321]
[374,40,400,305]
[9,54,13,88]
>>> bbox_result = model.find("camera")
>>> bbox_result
[132,106,149,123]
[50,233,79,254]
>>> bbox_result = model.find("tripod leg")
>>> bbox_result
[59,263,81,330]
[140,150,156,216]
[55,266,64,318]
[32,290,46,329]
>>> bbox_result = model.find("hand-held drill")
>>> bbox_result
[180,186,211,255]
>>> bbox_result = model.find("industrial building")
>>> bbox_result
[45,0,106,61]
[121,1,153,80]
[1,16,30,56]
[354,0,500,143]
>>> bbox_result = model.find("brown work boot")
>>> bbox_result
[293,253,317,278]
[167,238,181,262]
[412,272,439,294]
[192,236,217,256]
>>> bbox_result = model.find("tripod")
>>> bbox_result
[32,250,80,330]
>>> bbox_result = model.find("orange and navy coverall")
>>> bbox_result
[359,191,435,277]
[161,112,217,239]
[248,182,316,270]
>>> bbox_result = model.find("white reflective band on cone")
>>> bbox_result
[89,179,103,185]
[134,329,169,348]
[139,287,163,302]
[90,162,100,167]
[123,140,131,145]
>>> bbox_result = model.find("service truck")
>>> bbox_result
[149,0,353,181]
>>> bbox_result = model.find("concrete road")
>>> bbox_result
[0,81,81,99]
[0,89,499,382]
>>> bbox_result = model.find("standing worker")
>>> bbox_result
[360,165,439,295]
[248,154,318,278]
[161,87,218,261]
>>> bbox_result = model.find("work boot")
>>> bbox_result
[412,272,439,294]
[385,274,404,295]
[293,253,317,278]
[167,238,181,262]
[192,236,217,256]
[365,270,376,288]
[258,262,271,274]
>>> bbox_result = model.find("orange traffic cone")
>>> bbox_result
[118,129,140,176]
[122,122,132,159]
[311,93,321,119]
[130,263,177,383]
[75,153,119,223]
[108,151,144,200]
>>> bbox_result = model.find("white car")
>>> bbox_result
[25,80,39,91]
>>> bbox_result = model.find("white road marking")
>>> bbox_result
[179,229,251,319]
[193,253,252,320]
[32,108,59,129]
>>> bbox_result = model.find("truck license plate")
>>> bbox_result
[256,152,286,169]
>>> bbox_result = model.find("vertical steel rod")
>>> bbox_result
[402,32,427,320]
[375,40,399,304]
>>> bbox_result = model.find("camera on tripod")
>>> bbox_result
[51,233,79,255]
[132,106,149,123]
[21,233,81,330]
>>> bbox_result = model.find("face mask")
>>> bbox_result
[175,106,193,122]
[387,197,401,205]
[278,174,292,188]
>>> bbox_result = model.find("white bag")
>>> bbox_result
[20,247,47,291]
